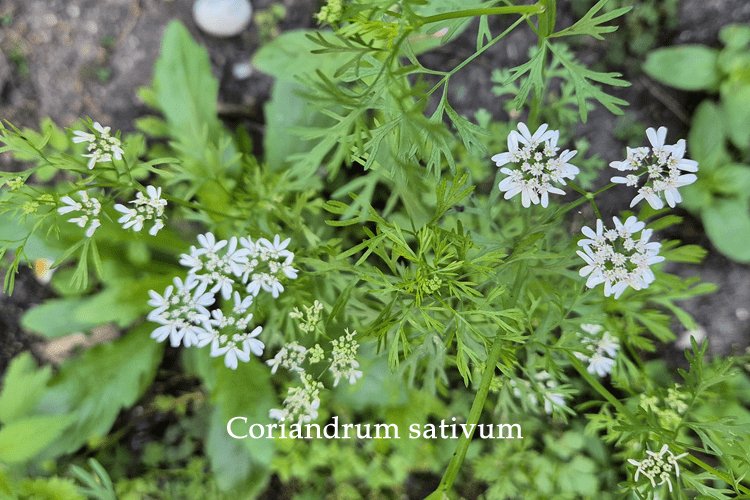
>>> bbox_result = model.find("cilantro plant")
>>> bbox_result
[0,1,749,499]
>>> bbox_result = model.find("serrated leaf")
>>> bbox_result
[31,323,163,460]
[445,102,490,156]
[204,356,275,494]
[0,414,77,464]
[133,115,170,138]
[553,0,631,40]
[252,30,343,80]
[548,43,629,121]
[0,353,53,424]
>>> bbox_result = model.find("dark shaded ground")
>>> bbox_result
[0,0,749,430]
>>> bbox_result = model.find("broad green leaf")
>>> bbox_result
[21,297,96,338]
[719,23,750,50]
[702,198,750,263]
[202,355,275,493]
[31,323,163,460]
[643,45,720,91]
[710,163,750,198]
[721,83,750,151]
[263,79,333,171]
[21,275,160,338]
[252,30,343,80]
[688,100,730,172]
[151,21,222,142]
[0,414,76,464]
[0,353,53,424]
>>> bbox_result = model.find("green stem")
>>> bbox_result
[426,262,528,499]
[424,16,527,100]
[568,353,634,419]
[527,0,555,129]
[421,4,544,25]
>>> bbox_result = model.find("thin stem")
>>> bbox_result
[426,262,528,499]
[421,5,544,25]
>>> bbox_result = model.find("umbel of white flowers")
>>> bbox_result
[147,232,298,369]
[577,216,665,299]
[114,185,167,236]
[628,444,689,492]
[574,324,620,377]
[57,190,101,238]
[610,126,698,210]
[492,122,579,208]
[72,121,124,169]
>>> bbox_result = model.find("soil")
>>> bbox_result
[1,0,749,493]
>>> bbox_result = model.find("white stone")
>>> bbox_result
[193,0,252,37]
[232,61,252,80]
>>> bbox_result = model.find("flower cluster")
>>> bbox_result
[577,216,665,299]
[57,190,102,237]
[492,122,579,208]
[574,324,620,377]
[180,233,298,300]
[114,185,167,236]
[147,275,214,348]
[72,121,124,170]
[510,371,567,415]
[289,300,324,333]
[329,328,362,387]
[147,232,298,369]
[610,126,698,209]
[267,316,363,423]
[628,444,689,492]
[269,372,324,424]
[196,292,264,370]
[266,341,308,374]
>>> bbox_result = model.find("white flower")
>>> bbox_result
[180,233,248,299]
[575,324,619,377]
[492,122,578,208]
[265,342,307,374]
[610,127,698,209]
[115,185,168,235]
[196,308,264,370]
[269,372,323,424]
[147,276,213,348]
[578,216,664,299]
[329,329,362,387]
[628,444,689,492]
[57,190,101,237]
[257,234,293,261]
[73,121,124,169]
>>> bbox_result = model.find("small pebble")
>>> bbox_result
[193,0,252,37]
[232,61,252,80]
